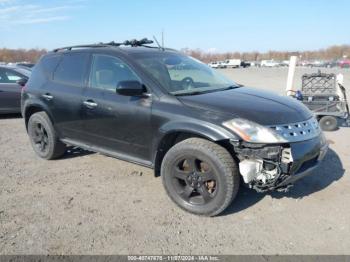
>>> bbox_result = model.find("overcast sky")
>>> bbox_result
[0,0,349,52]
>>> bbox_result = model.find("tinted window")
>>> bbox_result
[0,68,24,83]
[89,55,140,91]
[40,55,61,77]
[54,53,89,86]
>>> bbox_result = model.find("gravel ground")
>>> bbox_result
[0,67,349,255]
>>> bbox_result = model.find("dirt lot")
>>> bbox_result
[1,67,349,255]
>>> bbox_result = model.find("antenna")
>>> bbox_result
[153,35,164,51]
[162,30,164,50]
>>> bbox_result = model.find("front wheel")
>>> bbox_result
[161,138,239,216]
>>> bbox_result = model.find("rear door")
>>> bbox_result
[43,52,90,140]
[0,68,24,112]
[80,54,153,162]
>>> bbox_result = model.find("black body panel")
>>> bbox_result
[179,87,313,125]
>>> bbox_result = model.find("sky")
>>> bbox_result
[0,0,349,52]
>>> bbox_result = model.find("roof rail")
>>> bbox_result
[52,38,155,52]
[52,44,110,52]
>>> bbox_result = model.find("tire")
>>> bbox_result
[319,116,338,131]
[161,138,239,216]
[27,111,66,159]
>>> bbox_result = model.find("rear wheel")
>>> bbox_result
[161,138,239,216]
[28,112,66,159]
[319,115,338,131]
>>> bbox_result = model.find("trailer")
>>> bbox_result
[296,71,349,131]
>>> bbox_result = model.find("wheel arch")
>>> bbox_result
[153,122,238,177]
[23,101,55,131]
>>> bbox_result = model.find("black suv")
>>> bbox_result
[22,39,328,216]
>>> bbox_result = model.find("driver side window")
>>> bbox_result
[89,55,140,92]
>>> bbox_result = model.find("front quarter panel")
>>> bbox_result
[150,98,240,160]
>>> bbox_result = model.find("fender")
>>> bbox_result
[150,120,240,173]
[152,119,240,159]
[159,120,238,142]
[22,97,57,131]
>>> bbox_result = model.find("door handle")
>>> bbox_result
[83,100,98,109]
[42,93,53,101]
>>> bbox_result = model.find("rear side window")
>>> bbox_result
[53,53,89,86]
[40,55,61,77]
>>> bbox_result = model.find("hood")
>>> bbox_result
[178,87,313,125]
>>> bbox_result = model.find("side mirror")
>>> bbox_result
[116,81,147,96]
[16,78,28,87]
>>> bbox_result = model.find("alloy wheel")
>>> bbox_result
[32,122,49,153]
[171,156,218,205]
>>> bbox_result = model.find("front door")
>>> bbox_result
[81,54,153,162]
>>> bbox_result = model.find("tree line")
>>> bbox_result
[0,44,349,64]
[0,48,47,63]
[181,44,350,63]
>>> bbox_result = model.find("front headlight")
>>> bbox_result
[223,118,287,143]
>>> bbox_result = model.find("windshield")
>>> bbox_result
[133,52,238,95]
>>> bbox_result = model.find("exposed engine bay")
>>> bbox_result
[231,141,294,192]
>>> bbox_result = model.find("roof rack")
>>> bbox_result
[53,38,154,52]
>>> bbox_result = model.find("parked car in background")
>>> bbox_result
[280,60,290,67]
[0,65,30,114]
[260,60,280,67]
[16,63,35,70]
[240,61,251,68]
[298,61,311,67]
[339,59,350,68]
[208,61,226,68]
[248,61,261,67]
[208,62,218,68]
[310,60,325,67]
[223,59,241,68]
[323,60,339,68]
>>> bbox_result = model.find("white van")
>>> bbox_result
[223,59,241,68]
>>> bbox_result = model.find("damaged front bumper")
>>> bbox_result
[231,133,329,192]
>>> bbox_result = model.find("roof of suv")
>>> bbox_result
[51,46,179,55]
[50,38,179,56]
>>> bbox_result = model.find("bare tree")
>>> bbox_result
[0,48,47,63]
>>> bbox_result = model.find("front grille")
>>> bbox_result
[269,117,320,142]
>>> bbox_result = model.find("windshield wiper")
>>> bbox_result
[173,84,243,96]
[174,90,208,96]
[219,84,243,91]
